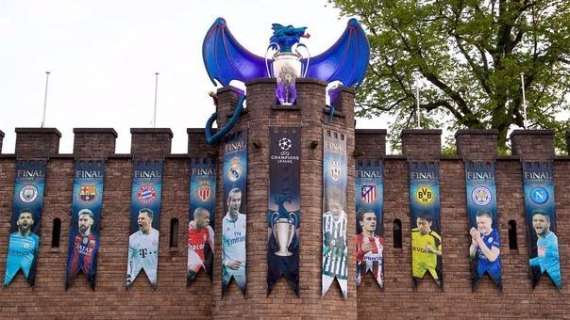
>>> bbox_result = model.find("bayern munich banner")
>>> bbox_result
[522,161,561,289]
[322,130,348,298]
[222,130,248,295]
[355,160,384,288]
[126,161,164,289]
[65,161,105,290]
[464,161,501,289]
[187,158,216,286]
[267,127,301,296]
[408,161,442,288]
[4,161,47,287]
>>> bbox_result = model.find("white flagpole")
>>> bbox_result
[520,72,527,128]
[416,85,421,128]
[153,72,159,128]
[41,71,51,128]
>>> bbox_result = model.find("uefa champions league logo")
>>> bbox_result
[20,185,38,203]
[278,137,292,152]
[472,186,492,206]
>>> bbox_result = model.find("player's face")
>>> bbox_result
[476,215,492,236]
[227,192,242,215]
[17,212,34,232]
[417,218,432,235]
[532,214,550,236]
[196,212,210,228]
[138,213,152,233]
[361,212,376,233]
[78,214,94,234]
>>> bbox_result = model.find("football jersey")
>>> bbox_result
[322,211,348,280]
[411,228,441,278]
[4,232,40,285]
[530,231,561,287]
[222,213,246,267]
[127,228,159,286]
[476,228,501,279]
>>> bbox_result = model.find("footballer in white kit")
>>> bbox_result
[127,209,159,287]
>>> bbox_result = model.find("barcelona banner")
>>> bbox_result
[322,130,348,299]
[187,158,216,286]
[126,161,163,289]
[408,161,442,288]
[65,161,105,290]
[267,127,301,296]
[4,160,47,287]
[522,161,561,289]
[355,160,384,288]
[221,130,247,295]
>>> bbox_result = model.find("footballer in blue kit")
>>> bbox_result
[469,212,502,288]
[529,212,561,288]
[4,211,40,286]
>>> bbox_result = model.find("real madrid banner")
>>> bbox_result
[126,161,163,289]
[464,161,501,289]
[522,161,561,289]
[187,158,216,286]
[322,130,348,299]
[222,130,248,295]
[65,161,105,290]
[267,127,301,296]
[355,160,384,288]
[4,160,47,287]
[408,161,442,288]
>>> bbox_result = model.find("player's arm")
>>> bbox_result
[207,225,215,251]
[468,228,479,258]
[475,236,499,262]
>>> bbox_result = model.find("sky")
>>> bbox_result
[0,0,388,154]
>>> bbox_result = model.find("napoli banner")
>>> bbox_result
[522,161,561,289]
[464,161,501,289]
[322,130,348,298]
[409,161,442,288]
[4,160,47,287]
[355,160,384,288]
[126,161,163,289]
[187,158,216,286]
[221,130,248,295]
[267,127,301,296]
[65,161,105,290]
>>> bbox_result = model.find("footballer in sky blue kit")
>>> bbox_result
[4,211,40,286]
[530,212,561,288]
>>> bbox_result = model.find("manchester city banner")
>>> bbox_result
[187,158,216,286]
[322,130,348,299]
[222,130,248,295]
[464,161,501,289]
[65,161,105,290]
[408,161,442,288]
[126,161,163,289]
[267,127,301,296]
[522,161,561,289]
[355,160,384,288]
[4,160,47,287]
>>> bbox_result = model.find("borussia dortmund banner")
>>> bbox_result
[4,161,47,287]
[355,160,384,288]
[409,161,442,288]
[464,161,501,289]
[65,161,105,290]
[222,130,248,295]
[126,161,163,289]
[522,161,561,289]
[267,127,301,296]
[322,130,348,298]
[187,158,216,286]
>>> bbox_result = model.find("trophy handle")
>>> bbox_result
[293,43,310,78]
[265,43,280,77]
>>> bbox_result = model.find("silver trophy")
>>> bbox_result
[273,217,295,256]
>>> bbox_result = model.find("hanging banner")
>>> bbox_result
[126,161,163,289]
[322,130,348,298]
[65,161,105,290]
[267,127,301,296]
[464,161,501,289]
[409,161,442,288]
[355,160,384,288]
[522,161,561,289]
[222,130,248,295]
[187,158,216,286]
[4,160,47,287]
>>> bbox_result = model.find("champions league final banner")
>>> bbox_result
[267,127,301,296]
[4,161,47,287]
[126,161,163,289]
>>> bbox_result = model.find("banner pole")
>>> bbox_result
[41,71,51,128]
[416,85,421,128]
[520,72,527,129]
[153,72,159,128]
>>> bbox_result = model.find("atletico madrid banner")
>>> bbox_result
[126,161,163,289]
[65,161,105,290]
[187,158,216,286]
[522,161,561,289]
[408,161,442,288]
[322,129,348,299]
[3,160,47,287]
[355,160,384,288]
[267,127,301,296]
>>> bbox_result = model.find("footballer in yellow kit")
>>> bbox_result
[411,215,442,282]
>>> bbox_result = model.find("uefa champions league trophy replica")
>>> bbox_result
[269,195,300,256]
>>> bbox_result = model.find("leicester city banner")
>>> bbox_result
[267,127,301,296]
[522,161,561,289]
[355,160,384,288]
[322,130,348,299]
[187,158,216,286]
[408,161,442,288]
[4,161,47,287]
[222,130,247,295]
[126,161,163,289]
[65,161,105,290]
[464,161,501,289]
